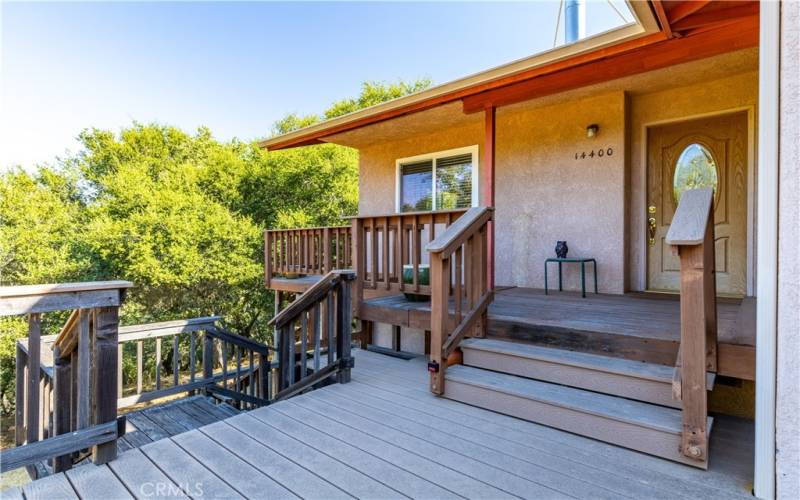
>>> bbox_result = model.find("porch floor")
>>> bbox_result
[361,287,755,378]
[11,349,753,499]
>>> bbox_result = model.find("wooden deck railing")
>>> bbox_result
[265,226,352,287]
[350,209,466,310]
[426,207,494,395]
[113,316,271,410]
[665,188,717,467]
[1,281,132,476]
[269,270,355,400]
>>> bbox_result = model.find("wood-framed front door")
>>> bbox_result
[646,111,749,296]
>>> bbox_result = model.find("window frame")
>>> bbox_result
[394,145,480,213]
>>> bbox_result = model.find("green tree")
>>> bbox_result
[0,77,432,415]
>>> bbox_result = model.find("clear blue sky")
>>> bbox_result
[0,1,631,169]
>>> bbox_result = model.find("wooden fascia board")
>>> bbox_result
[461,18,758,114]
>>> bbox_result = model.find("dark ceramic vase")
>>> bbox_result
[555,241,569,259]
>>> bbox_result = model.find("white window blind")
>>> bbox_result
[399,151,475,213]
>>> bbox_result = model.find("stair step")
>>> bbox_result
[460,338,715,408]
[444,364,712,468]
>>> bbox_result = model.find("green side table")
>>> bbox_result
[544,257,598,298]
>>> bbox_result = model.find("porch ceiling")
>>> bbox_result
[322,47,757,150]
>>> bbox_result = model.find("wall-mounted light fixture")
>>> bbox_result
[586,124,599,138]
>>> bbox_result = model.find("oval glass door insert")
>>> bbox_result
[673,143,718,204]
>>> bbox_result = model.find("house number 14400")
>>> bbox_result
[575,148,613,160]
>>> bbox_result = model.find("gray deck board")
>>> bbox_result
[21,472,77,499]
[65,463,134,499]
[225,413,399,499]
[316,382,661,499]
[349,355,753,498]
[139,438,244,499]
[256,403,461,499]
[14,349,754,499]
[171,430,297,499]
[200,421,352,500]
[107,448,189,499]
[277,395,563,499]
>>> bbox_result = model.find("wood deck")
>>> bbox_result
[8,349,754,499]
[361,287,756,379]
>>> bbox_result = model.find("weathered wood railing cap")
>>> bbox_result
[270,269,355,329]
[344,207,468,219]
[265,225,350,232]
[665,188,713,246]
[0,280,133,317]
[426,206,493,255]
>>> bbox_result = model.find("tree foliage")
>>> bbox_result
[0,78,430,413]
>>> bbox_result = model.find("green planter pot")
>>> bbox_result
[402,264,430,302]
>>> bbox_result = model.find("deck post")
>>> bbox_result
[91,306,118,464]
[264,230,272,289]
[352,218,364,317]
[26,314,41,445]
[52,346,72,473]
[335,273,354,384]
[429,254,449,395]
[483,106,496,290]
[15,344,26,447]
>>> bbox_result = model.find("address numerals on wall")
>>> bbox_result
[574,148,613,160]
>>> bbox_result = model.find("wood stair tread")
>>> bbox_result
[460,338,715,389]
[445,364,712,435]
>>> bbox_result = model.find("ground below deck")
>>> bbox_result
[8,349,754,499]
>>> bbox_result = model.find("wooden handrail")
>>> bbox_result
[1,280,132,317]
[665,188,717,467]
[426,207,493,255]
[427,206,493,395]
[270,271,348,329]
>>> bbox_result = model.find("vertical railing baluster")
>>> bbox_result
[300,311,308,380]
[190,331,196,385]
[235,345,242,400]
[288,320,296,385]
[14,345,26,447]
[117,344,123,398]
[412,216,419,291]
[173,334,180,387]
[313,303,321,372]
[155,337,162,391]
[136,341,143,394]
[222,341,228,390]
[326,293,335,368]
[248,350,255,409]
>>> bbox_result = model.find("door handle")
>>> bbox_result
[648,205,657,247]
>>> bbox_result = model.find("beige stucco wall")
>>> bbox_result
[494,92,627,292]
[358,70,758,295]
[359,92,626,293]
[627,71,759,292]
[777,1,800,498]
[358,122,483,215]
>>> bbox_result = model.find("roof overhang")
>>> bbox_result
[260,0,758,152]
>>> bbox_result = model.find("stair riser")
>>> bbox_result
[445,379,709,469]
[462,348,681,409]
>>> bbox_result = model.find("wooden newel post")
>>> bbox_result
[203,332,214,383]
[335,272,355,384]
[14,345,26,448]
[669,188,717,466]
[429,254,448,395]
[91,306,118,464]
[26,314,41,446]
